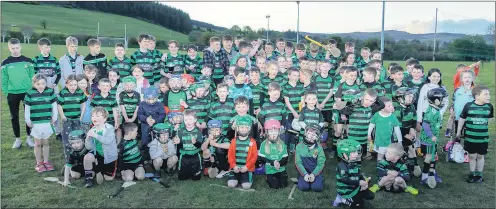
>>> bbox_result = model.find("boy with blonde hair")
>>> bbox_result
[60,36,84,88]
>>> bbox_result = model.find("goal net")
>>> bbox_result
[97,37,128,48]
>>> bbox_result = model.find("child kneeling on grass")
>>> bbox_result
[258,120,289,189]
[118,122,145,182]
[62,130,90,186]
[295,123,326,192]
[227,117,258,190]
[369,143,418,195]
[148,123,178,177]
[83,107,118,188]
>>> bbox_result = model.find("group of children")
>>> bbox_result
[2,33,492,208]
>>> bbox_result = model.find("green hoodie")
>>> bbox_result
[2,56,35,96]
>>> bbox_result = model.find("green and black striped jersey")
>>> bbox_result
[377,159,410,181]
[334,82,361,103]
[298,106,324,142]
[187,98,210,124]
[130,50,156,85]
[259,100,287,125]
[184,55,203,79]
[336,161,364,199]
[32,54,60,82]
[119,91,140,118]
[24,87,57,124]
[359,81,385,98]
[261,74,287,103]
[83,53,108,79]
[313,74,334,111]
[342,106,374,144]
[90,93,118,124]
[177,127,204,155]
[151,49,164,83]
[306,52,325,61]
[108,56,132,77]
[249,83,264,112]
[396,104,417,129]
[109,83,119,99]
[282,82,304,113]
[389,81,413,118]
[234,138,251,167]
[208,100,236,135]
[459,102,494,143]
[164,53,185,75]
[119,139,142,164]
[57,88,87,119]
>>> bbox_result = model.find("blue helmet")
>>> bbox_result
[143,86,158,99]
[207,120,222,129]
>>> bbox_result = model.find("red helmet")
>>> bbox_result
[182,74,195,85]
[264,119,281,130]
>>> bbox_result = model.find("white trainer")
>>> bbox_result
[12,139,22,149]
[26,136,35,148]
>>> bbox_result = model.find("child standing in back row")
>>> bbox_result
[83,39,108,80]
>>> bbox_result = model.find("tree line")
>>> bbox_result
[16,1,193,34]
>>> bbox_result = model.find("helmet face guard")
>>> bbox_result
[337,139,362,162]
[169,75,183,92]
[303,125,320,146]
[168,112,183,125]
[427,88,448,109]
[69,130,86,152]
[264,120,281,142]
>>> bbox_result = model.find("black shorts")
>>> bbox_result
[401,128,413,147]
[322,110,333,123]
[228,171,253,184]
[179,153,202,173]
[464,141,488,155]
[95,154,117,177]
[120,162,144,172]
[361,144,368,157]
[332,110,346,125]
[71,164,84,174]
[420,144,438,156]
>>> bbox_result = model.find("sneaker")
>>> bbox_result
[434,173,443,183]
[413,166,422,177]
[369,184,381,193]
[444,129,451,137]
[154,170,161,178]
[405,186,418,195]
[44,162,55,171]
[475,176,484,183]
[216,170,229,179]
[427,176,436,188]
[35,163,46,173]
[332,194,344,207]
[85,177,94,188]
[466,174,476,183]
[26,137,35,148]
[12,139,22,149]
[420,178,428,185]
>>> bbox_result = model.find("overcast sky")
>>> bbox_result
[163,2,495,34]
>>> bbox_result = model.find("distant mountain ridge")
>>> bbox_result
[193,20,493,44]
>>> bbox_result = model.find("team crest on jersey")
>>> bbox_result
[313,150,318,158]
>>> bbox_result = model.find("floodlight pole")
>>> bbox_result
[124,24,127,49]
[266,15,271,42]
[97,22,100,39]
[380,1,385,64]
[433,8,438,61]
[297,1,300,43]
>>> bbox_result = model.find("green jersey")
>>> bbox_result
[130,50,156,85]
[24,87,57,124]
[186,98,210,124]
[57,88,87,119]
[151,49,164,83]
[335,82,361,103]
[1,56,35,96]
[258,140,288,174]
[313,74,334,111]
[259,100,287,125]
[370,112,401,147]
[208,100,236,135]
[261,74,287,103]
[108,56,132,77]
[165,53,185,75]
[249,83,264,112]
[298,106,324,142]
[32,54,60,85]
[119,139,142,164]
[91,93,118,124]
[377,159,410,182]
[389,81,413,118]
[306,52,325,61]
[295,143,326,176]
[420,106,441,145]
[164,90,187,112]
[184,55,203,79]
[119,91,140,119]
[177,127,204,155]
[359,81,385,98]
[336,161,363,199]
[282,82,304,113]
[459,102,494,143]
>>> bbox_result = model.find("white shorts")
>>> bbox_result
[373,146,388,155]
[30,123,54,140]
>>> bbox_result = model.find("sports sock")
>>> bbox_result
[423,162,430,173]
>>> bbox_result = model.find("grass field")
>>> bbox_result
[1,43,495,208]
[0,2,188,43]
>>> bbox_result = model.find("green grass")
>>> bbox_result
[0,2,188,43]
[1,42,495,207]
